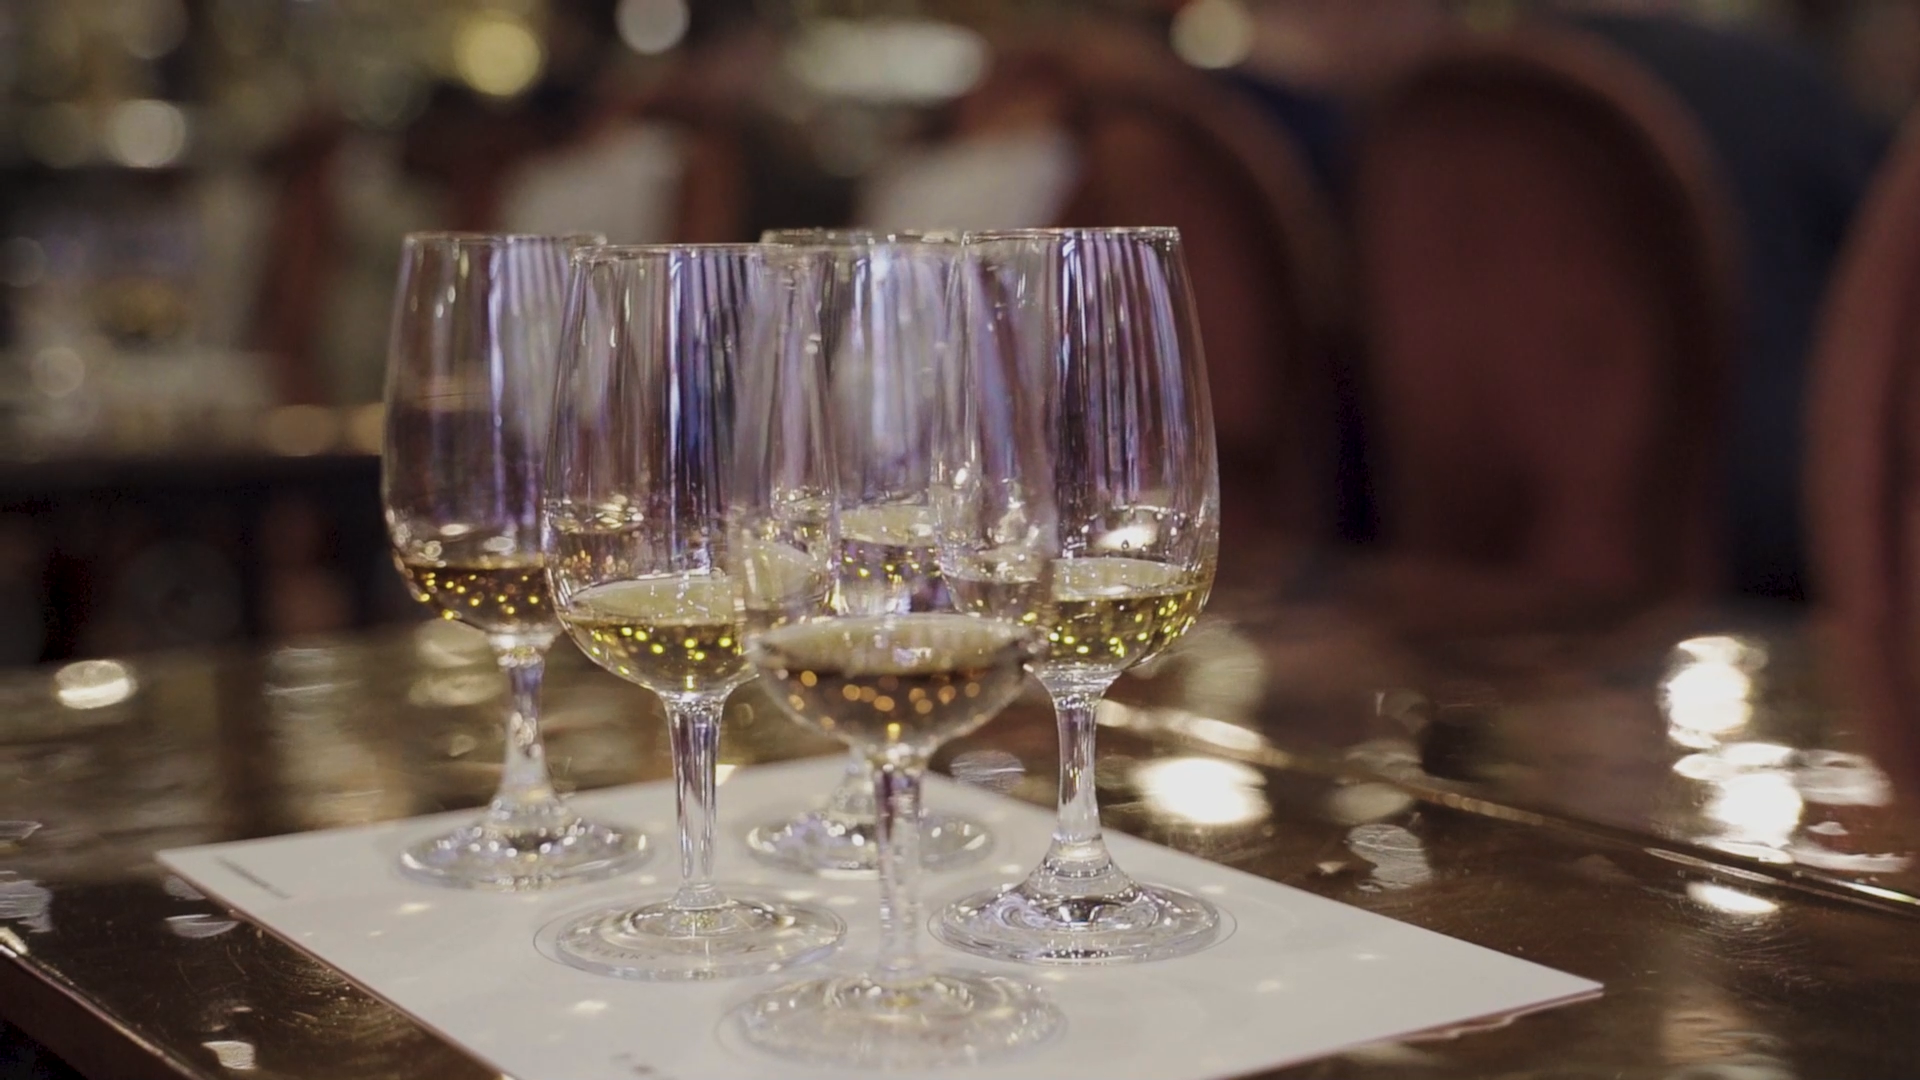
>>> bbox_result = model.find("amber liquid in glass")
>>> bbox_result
[948,556,1204,671]
[758,615,1030,755]
[562,573,749,695]
[396,541,553,636]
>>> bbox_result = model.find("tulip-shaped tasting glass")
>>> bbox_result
[745,229,992,876]
[932,227,1224,964]
[383,231,645,890]
[540,244,844,979]
[731,615,1063,1068]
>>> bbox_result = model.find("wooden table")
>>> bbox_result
[2,583,1917,1078]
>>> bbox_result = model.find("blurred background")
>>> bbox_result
[0,0,1910,666]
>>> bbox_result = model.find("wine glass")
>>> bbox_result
[383,231,645,890]
[932,226,1224,964]
[540,244,844,980]
[743,229,992,876]
[730,263,1063,1062]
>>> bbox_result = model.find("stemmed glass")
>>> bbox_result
[731,243,1062,1067]
[539,244,844,980]
[933,227,1224,964]
[743,229,992,875]
[383,231,645,890]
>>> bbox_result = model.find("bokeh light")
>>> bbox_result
[616,0,689,55]
[786,19,987,105]
[30,348,86,399]
[261,405,341,456]
[1134,757,1268,826]
[1662,636,1765,748]
[1686,881,1778,917]
[1171,0,1255,70]
[105,100,189,169]
[112,0,190,61]
[53,660,138,710]
[455,12,544,99]
[346,403,387,455]
[1705,770,1803,852]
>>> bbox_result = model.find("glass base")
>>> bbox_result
[398,813,645,892]
[731,969,1063,1069]
[540,892,844,981]
[933,879,1221,965]
[744,808,992,876]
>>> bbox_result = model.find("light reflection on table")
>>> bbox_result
[2,592,1920,1078]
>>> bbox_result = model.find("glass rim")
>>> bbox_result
[570,242,768,264]
[963,226,1181,243]
[761,240,959,265]
[403,230,605,248]
[748,613,1041,671]
[761,228,961,246]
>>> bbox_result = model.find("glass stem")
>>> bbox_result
[664,694,727,912]
[488,641,562,820]
[823,750,877,821]
[872,756,927,985]
[1028,679,1132,897]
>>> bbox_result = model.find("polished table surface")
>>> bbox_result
[3,582,1918,1079]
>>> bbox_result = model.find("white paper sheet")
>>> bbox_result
[161,758,1600,1080]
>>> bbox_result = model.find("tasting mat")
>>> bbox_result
[161,757,1600,1080]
